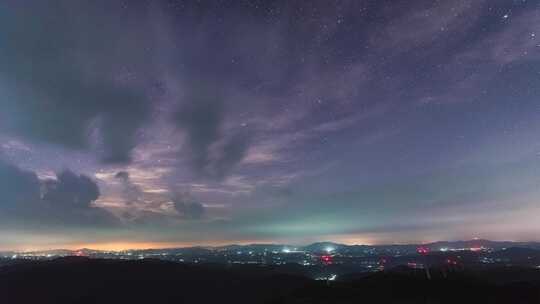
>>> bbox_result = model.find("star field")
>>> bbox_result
[0,0,540,250]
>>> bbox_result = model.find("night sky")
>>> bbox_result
[1,0,540,251]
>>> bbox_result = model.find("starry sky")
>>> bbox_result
[1,0,540,251]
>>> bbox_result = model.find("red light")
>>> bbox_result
[417,247,429,255]
[321,255,332,264]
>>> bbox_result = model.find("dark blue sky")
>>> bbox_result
[1,0,539,250]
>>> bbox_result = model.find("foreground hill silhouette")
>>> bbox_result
[1,257,539,303]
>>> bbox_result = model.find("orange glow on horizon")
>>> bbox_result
[0,242,193,252]
[5,239,271,252]
[5,234,501,252]
[71,238,281,251]
[70,242,197,251]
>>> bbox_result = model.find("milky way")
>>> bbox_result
[1,0,540,250]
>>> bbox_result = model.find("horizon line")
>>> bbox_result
[2,238,539,253]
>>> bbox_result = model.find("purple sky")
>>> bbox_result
[1,0,540,250]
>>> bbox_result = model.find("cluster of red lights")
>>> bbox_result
[416,246,430,255]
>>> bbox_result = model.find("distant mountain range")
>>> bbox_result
[3,239,540,255]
